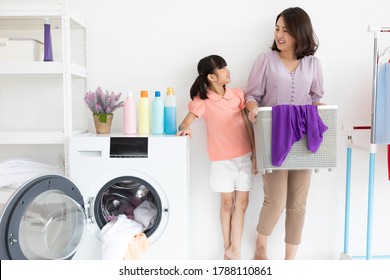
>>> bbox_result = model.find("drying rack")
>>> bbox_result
[341,25,390,260]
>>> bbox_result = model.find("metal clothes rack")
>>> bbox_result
[341,26,390,260]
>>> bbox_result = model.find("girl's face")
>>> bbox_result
[274,16,296,53]
[210,66,231,86]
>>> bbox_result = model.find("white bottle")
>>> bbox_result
[123,91,137,135]
[164,87,177,135]
[151,91,164,135]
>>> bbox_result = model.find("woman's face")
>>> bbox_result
[274,16,296,53]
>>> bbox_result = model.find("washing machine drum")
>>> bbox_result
[0,175,86,260]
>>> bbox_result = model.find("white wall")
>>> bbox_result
[2,0,390,260]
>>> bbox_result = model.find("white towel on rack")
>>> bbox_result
[375,63,390,144]
[0,158,64,187]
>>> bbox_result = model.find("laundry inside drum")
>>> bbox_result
[112,180,141,189]
[101,179,155,226]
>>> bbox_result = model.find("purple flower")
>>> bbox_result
[84,86,124,114]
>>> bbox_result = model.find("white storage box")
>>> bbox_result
[0,38,44,62]
[254,105,338,173]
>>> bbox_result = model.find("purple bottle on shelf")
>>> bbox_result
[43,17,53,61]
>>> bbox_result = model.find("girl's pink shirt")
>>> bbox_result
[189,88,252,161]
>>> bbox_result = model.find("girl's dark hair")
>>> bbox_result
[271,7,318,59]
[190,55,227,100]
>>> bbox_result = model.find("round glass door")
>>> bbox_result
[18,190,86,260]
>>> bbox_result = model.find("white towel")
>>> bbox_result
[0,158,64,187]
[133,200,158,230]
[100,214,143,260]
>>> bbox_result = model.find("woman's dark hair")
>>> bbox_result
[271,7,318,59]
[190,55,227,100]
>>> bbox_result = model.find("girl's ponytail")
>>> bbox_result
[190,74,207,100]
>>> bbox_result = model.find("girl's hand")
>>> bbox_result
[176,112,196,138]
[251,153,258,175]
[176,128,192,138]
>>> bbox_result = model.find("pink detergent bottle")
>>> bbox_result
[123,91,137,135]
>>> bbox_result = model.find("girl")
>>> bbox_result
[177,55,257,260]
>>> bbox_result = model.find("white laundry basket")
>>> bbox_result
[254,105,338,173]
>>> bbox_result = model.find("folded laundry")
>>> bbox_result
[0,157,64,188]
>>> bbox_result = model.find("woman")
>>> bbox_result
[245,7,325,260]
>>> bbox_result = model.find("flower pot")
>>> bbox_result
[93,113,113,134]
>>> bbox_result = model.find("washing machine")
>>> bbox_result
[0,134,190,260]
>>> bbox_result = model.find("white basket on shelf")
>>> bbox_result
[254,105,338,173]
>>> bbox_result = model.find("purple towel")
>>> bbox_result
[271,105,328,167]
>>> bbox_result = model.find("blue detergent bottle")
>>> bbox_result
[151,91,164,135]
[164,87,177,135]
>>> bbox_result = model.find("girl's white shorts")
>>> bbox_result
[209,152,253,193]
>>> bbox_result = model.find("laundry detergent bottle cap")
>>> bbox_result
[138,90,150,135]
[167,87,174,95]
[151,90,164,135]
[123,91,137,135]
[164,87,177,135]
[141,90,148,98]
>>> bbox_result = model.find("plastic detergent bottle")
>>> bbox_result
[123,91,137,135]
[164,87,177,135]
[43,17,53,61]
[138,90,150,135]
[151,91,164,135]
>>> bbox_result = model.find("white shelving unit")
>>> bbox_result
[0,2,87,175]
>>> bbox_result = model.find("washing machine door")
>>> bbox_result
[0,175,87,260]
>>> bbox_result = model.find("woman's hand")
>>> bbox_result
[248,107,260,123]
